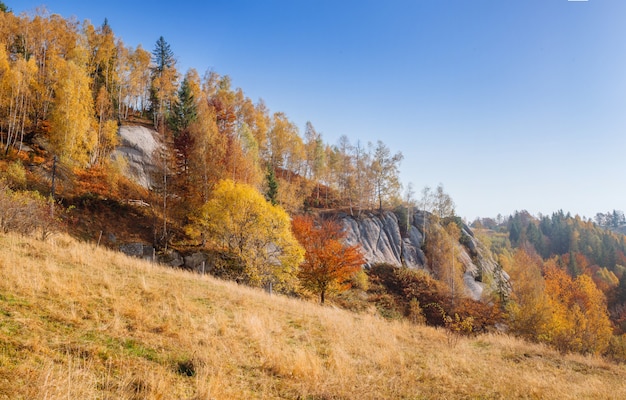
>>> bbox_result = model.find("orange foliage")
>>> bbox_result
[292,215,364,303]
[543,262,613,355]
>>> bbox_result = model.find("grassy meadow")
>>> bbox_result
[0,232,625,399]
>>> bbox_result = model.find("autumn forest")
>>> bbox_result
[3,4,626,364]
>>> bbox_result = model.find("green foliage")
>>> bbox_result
[265,165,278,206]
[504,210,626,272]
[168,76,197,133]
[151,36,175,73]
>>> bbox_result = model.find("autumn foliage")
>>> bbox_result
[502,248,613,355]
[196,179,304,292]
[291,215,364,303]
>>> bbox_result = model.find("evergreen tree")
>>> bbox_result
[266,165,279,205]
[149,36,178,129]
[152,36,175,73]
[169,76,197,133]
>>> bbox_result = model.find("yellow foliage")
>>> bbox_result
[502,249,553,342]
[49,59,97,166]
[506,256,615,356]
[198,179,304,292]
[424,221,465,301]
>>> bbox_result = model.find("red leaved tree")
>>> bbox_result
[292,215,365,304]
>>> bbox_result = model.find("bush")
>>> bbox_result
[368,264,502,332]
[0,183,56,239]
[5,161,27,190]
[606,334,626,363]
[395,267,450,326]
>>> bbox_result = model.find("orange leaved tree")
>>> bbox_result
[292,215,364,304]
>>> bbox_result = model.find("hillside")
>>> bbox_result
[1,232,625,399]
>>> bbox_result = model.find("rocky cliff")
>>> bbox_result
[338,210,508,300]
[112,125,160,188]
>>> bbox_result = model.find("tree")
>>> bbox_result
[49,59,97,166]
[198,180,304,292]
[127,45,151,114]
[334,135,357,212]
[169,74,198,199]
[265,165,279,205]
[433,183,455,219]
[203,72,262,186]
[501,248,552,342]
[401,182,416,235]
[150,36,178,130]
[371,140,403,211]
[543,261,612,355]
[419,185,434,242]
[292,215,364,303]
[423,220,465,306]
[169,75,197,133]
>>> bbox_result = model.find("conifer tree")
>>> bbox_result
[266,165,279,206]
[150,36,178,130]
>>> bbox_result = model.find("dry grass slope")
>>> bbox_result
[0,232,625,399]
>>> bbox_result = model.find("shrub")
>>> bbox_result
[0,183,56,239]
[5,161,27,190]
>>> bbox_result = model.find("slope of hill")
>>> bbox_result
[1,232,625,399]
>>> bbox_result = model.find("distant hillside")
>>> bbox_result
[1,232,625,399]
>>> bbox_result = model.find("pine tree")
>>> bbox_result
[266,165,279,206]
[152,36,175,73]
[169,76,197,133]
[150,36,178,130]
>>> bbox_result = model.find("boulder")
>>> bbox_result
[160,250,184,268]
[119,242,155,262]
[184,252,210,273]
[112,125,161,188]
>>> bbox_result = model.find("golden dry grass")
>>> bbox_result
[0,232,625,399]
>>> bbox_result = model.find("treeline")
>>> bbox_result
[0,7,404,219]
[595,210,626,229]
[474,210,626,342]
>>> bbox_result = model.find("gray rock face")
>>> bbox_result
[112,125,160,188]
[338,210,508,301]
[119,242,155,262]
[342,211,412,268]
[184,252,210,273]
[340,211,426,269]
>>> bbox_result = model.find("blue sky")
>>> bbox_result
[14,0,626,220]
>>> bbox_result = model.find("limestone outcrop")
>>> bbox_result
[337,210,507,300]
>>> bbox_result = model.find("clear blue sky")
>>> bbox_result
[14,0,626,221]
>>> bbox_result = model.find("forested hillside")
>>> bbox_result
[3,3,626,364]
[473,210,626,354]
[0,5,404,214]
